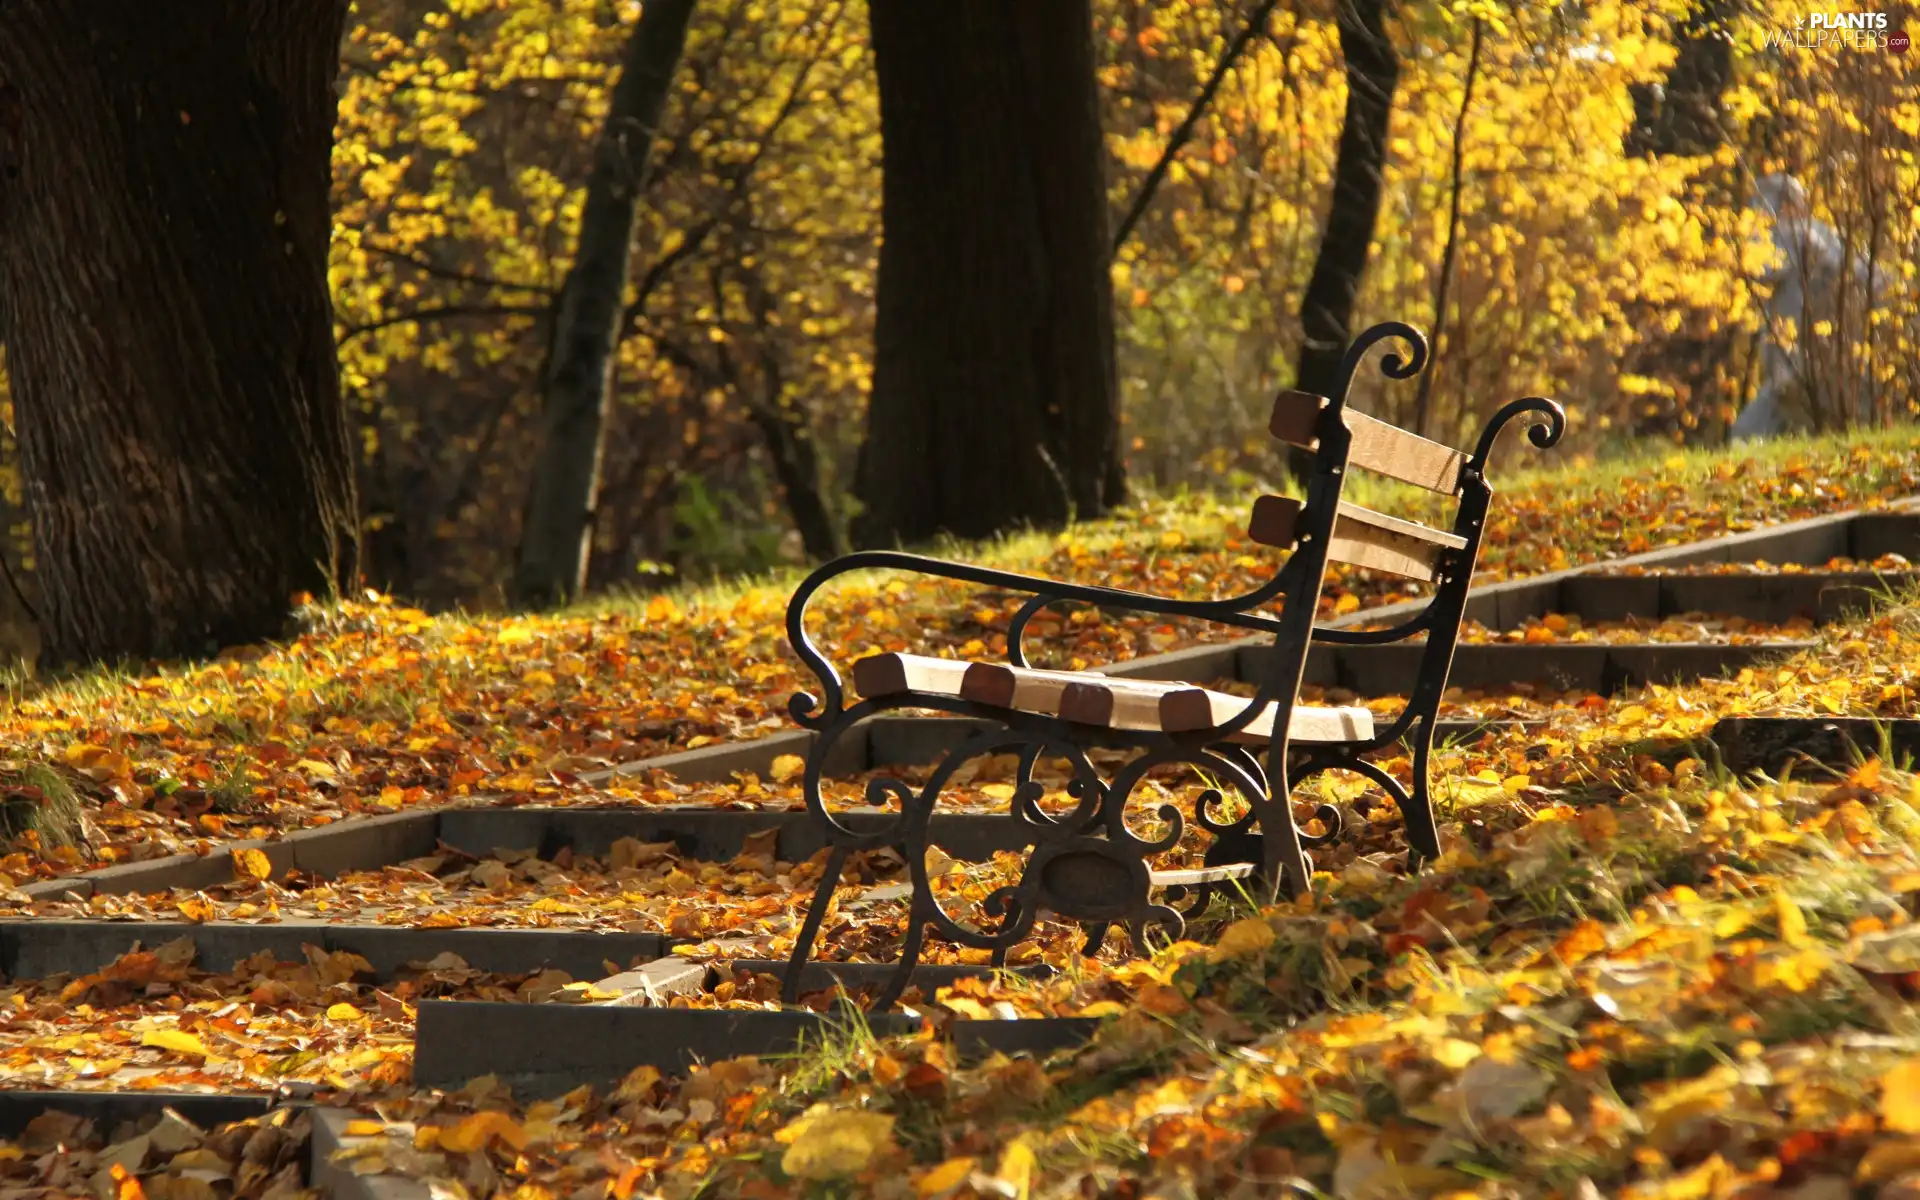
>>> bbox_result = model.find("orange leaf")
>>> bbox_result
[110,1164,146,1200]
[438,1110,528,1154]
[1135,983,1189,1017]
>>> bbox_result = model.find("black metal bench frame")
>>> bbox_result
[779,322,1564,1010]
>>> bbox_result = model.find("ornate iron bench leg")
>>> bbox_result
[782,844,850,1006]
[1400,726,1445,863]
[1256,762,1316,902]
[870,895,934,1013]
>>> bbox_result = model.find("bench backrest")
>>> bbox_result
[1237,323,1564,789]
[1250,390,1469,583]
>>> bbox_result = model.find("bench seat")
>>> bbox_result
[852,652,1372,745]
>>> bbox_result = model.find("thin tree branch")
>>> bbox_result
[334,301,549,347]
[362,243,557,296]
[617,0,841,340]
[1411,15,1483,439]
[1112,0,1286,252]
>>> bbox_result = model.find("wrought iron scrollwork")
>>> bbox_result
[777,321,1568,1011]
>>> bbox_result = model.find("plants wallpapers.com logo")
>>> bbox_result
[1765,11,1911,49]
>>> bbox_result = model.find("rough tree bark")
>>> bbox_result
[1625,0,1735,158]
[0,0,360,666]
[853,0,1121,548]
[1288,0,1400,479]
[512,0,697,608]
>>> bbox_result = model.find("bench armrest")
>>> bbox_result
[784,548,1297,726]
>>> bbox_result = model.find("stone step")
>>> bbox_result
[1558,570,1917,625]
[1242,640,1811,697]
[1708,716,1920,775]
[410,999,1097,1095]
[434,807,1047,864]
[0,920,662,984]
[0,1089,282,1139]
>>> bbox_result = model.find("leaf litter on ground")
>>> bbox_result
[0,435,1916,884]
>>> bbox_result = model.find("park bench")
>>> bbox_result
[780,321,1564,1009]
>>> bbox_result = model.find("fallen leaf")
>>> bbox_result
[916,1156,976,1197]
[1209,917,1276,962]
[777,1104,895,1181]
[230,847,272,881]
[994,1138,1036,1200]
[437,1110,529,1154]
[1884,1061,1920,1134]
[770,754,805,783]
[141,1029,210,1058]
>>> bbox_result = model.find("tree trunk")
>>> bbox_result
[1289,0,1400,477]
[512,0,697,607]
[853,0,1121,549]
[1625,0,1735,158]
[0,0,360,667]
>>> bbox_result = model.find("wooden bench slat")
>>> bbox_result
[1269,390,1467,494]
[1158,685,1372,743]
[1058,676,1186,728]
[961,661,1107,710]
[1346,410,1467,494]
[1066,676,1370,745]
[1247,497,1466,582]
[1325,500,1465,582]
[1268,389,1328,448]
[849,654,1371,745]
[852,652,971,698]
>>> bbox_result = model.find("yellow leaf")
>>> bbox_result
[612,1064,661,1103]
[1431,1038,1483,1069]
[916,1157,977,1198]
[326,1003,364,1022]
[1208,917,1276,962]
[1333,592,1361,615]
[142,1028,209,1057]
[1883,1060,1920,1133]
[1714,909,1753,939]
[1775,888,1810,948]
[994,1138,1036,1200]
[777,1104,895,1181]
[343,1120,387,1137]
[1158,529,1186,551]
[176,895,217,924]
[230,848,272,881]
[438,1110,529,1154]
[770,754,805,783]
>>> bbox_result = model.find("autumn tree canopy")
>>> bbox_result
[0,0,1911,622]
